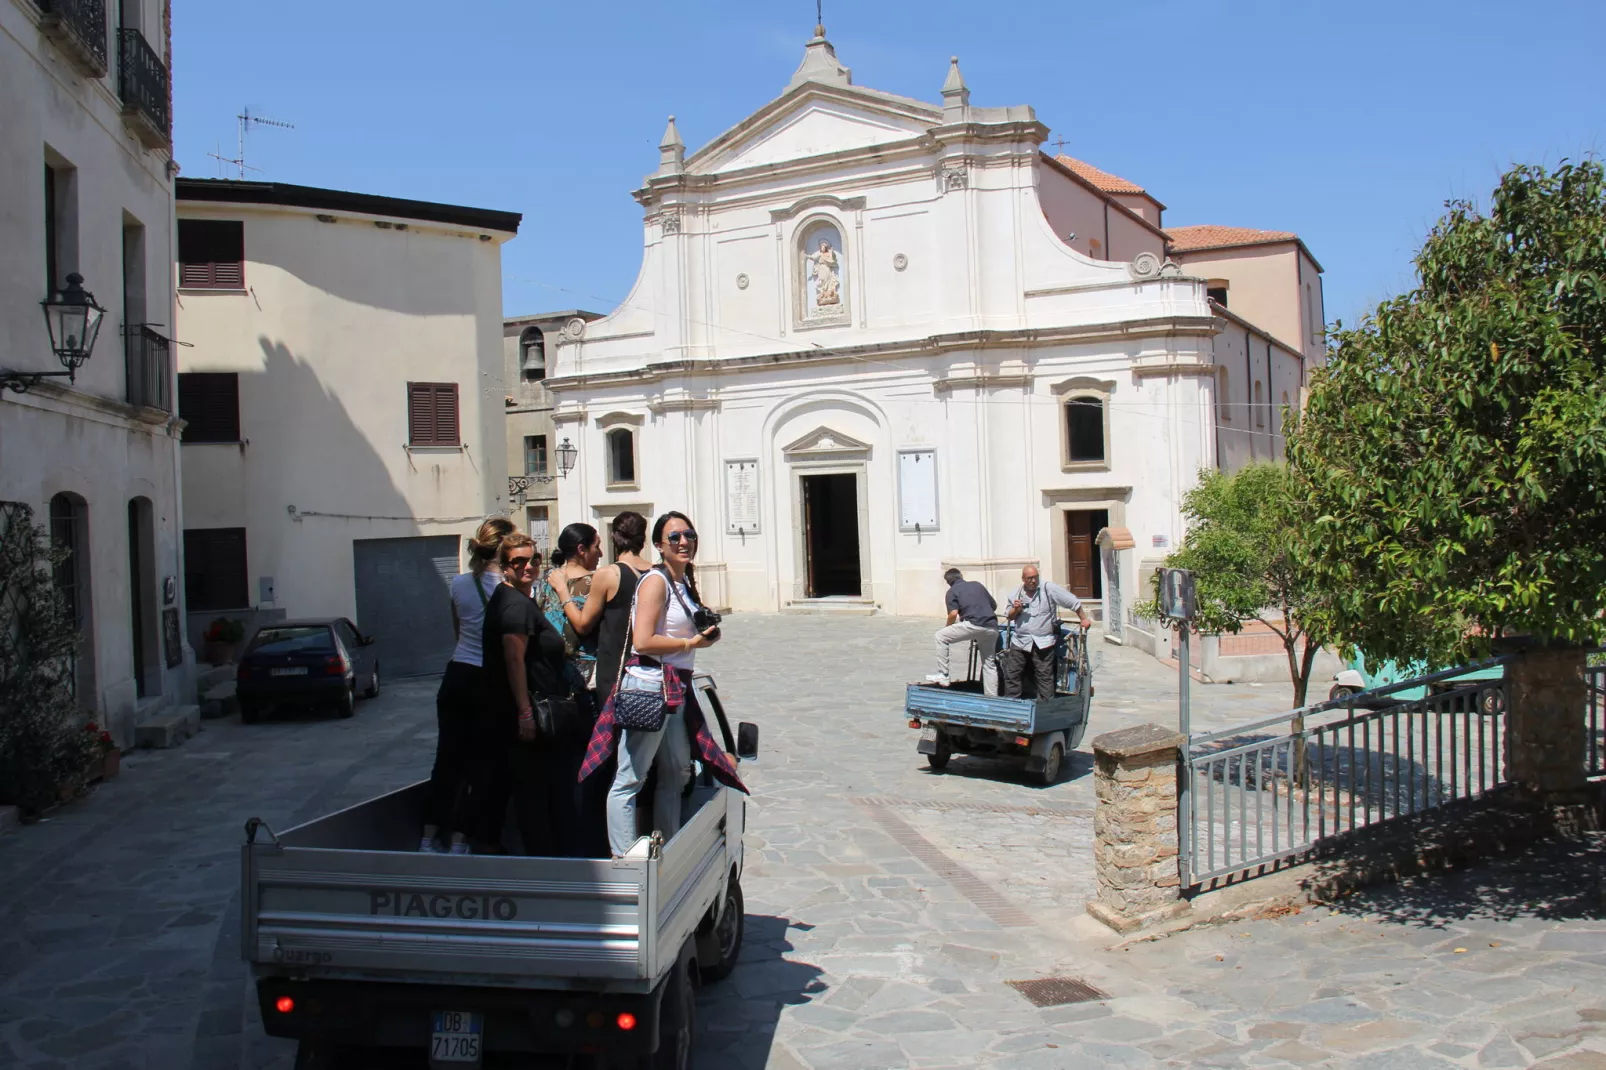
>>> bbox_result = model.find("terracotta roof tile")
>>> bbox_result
[1165,224,1299,253]
[1053,155,1146,195]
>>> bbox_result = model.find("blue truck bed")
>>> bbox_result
[904,681,1090,746]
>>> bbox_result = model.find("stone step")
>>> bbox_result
[782,598,878,616]
[200,679,238,720]
[134,705,201,749]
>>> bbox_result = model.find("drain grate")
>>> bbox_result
[1006,977,1109,1007]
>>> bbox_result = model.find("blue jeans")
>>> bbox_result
[607,708,692,856]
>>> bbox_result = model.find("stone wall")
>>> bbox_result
[1087,723,1189,933]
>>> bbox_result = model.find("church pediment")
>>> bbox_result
[690,86,939,176]
[782,425,873,459]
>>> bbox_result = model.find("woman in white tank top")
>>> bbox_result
[421,517,514,854]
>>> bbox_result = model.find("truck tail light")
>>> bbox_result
[275,996,295,1014]
[907,718,920,729]
[1014,735,1031,747]
[616,1012,637,1031]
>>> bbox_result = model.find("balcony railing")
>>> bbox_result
[117,27,169,148]
[124,324,171,412]
[38,0,108,77]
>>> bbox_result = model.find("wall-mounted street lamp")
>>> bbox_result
[556,437,577,478]
[4,273,107,393]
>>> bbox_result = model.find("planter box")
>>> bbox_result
[100,750,120,781]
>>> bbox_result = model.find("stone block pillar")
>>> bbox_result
[1086,723,1190,933]
[1505,644,1589,803]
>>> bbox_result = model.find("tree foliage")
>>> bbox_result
[1142,463,1328,706]
[0,504,95,813]
[1290,160,1606,666]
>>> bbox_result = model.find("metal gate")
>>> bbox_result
[1180,660,1515,888]
[352,536,460,678]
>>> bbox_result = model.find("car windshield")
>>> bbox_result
[249,627,334,656]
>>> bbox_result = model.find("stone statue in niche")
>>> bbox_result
[801,222,846,319]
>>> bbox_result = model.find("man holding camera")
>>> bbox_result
[1002,565,1093,699]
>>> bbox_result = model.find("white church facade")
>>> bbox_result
[548,30,1323,626]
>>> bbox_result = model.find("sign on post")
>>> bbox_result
[1159,568,1196,621]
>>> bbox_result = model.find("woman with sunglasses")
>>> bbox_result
[477,533,573,855]
[582,511,746,856]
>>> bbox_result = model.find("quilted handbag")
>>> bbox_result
[614,674,668,732]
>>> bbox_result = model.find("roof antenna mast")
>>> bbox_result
[208,107,295,179]
[815,0,824,36]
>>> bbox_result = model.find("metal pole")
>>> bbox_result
[1177,622,1192,885]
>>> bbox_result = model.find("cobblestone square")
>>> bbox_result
[2,614,1604,1068]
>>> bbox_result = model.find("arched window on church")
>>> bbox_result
[519,327,545,382]
[1066,396,1106,464]
[798,218,847,323]
[607,428,636,488]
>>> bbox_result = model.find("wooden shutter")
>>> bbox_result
[178,372,240,442]
[408,382,459,446]
[178,220,245,289]
[183,527,248,611]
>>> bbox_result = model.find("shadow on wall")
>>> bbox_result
[186,337,470,678]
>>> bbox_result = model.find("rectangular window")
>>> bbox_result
[408,382,460,446]
[1066,397,1106,463]
[184,527,249,611]
[526,505,550,552]
[525,434,548,476]
[607,429,636,485]
[45,163,58,296]
[1206,286,1228,307]
[178,372,241,442]
[44,160,77,296]
[178,219,244,289]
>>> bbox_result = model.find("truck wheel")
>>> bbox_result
[1036,741,1064,786]
[699,876,744,983]
[650,960,696,1070]
[927,735,951,772]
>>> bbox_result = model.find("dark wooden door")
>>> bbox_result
[803,477,818,597]
[1065,509,1109,599]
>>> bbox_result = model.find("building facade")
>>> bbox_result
[1,0,188,744]
[550,31,1323,624]
[502,310,599,555]
[174,179,520,676]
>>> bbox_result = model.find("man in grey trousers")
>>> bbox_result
[927,568,1000,694]
[1002,564,1094,698]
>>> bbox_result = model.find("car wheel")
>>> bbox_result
[364,663,380,699]
[1329,685,1359,703]
[334,686,355,719]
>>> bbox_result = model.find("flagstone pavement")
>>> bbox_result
[2,613,1604,1068]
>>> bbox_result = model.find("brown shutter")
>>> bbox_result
[436,383,459,445]
[178,372,240,442]
[178,220,245,290]
[408,383,435,445]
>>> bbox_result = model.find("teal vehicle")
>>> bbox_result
[1328,650,1504,712]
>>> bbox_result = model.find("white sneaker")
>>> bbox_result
[418,837,441,854]
[448,841,470,856]
[924,674,951,686]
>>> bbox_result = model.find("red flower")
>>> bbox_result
[100,731,114,745]
[84,722,99,732]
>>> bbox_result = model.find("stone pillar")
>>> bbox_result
[1086,723,1190,933]
[1505,644,1589,803]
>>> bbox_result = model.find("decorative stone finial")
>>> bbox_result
[942,55,970,120]
[786,27,852,91]
[658,114,685,174]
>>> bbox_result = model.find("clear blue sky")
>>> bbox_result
[173,0,1606,329]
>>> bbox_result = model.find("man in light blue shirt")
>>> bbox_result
[1002,565,1093,698]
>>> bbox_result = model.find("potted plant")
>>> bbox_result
[83,722,120,781]
[202,617,245,665]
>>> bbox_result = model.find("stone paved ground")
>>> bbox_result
[2,613,1604,1068]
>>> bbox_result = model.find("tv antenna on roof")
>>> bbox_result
[208,107,295,179]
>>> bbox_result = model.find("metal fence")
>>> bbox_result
[1180,660,1514,887]
[1589,652,1606,778]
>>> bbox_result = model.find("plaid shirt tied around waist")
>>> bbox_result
[578,656,748,794]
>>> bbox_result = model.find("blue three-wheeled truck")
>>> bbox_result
[905,624,1093,785]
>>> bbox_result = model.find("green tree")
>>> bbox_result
[1144,463,1328,707]
[0,503,95,814]
[1290,160,1606,666]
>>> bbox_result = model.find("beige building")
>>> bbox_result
[175,179,520,676]
[501,310,599,555]
[1,0,189,744]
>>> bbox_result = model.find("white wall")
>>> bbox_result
[176,200,512,624]
[1,0,186,743]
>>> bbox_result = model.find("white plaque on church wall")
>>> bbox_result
[725,460,760,535]
[898,449,939,532]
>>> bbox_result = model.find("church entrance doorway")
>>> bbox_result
[802,473,861,597]
[1065,508,1109,600]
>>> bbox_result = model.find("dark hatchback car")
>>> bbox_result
[236,618,379,722]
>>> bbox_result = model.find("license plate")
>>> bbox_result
[430,1011,482,1065]
[921,726,938,742]
[269,667,307,676]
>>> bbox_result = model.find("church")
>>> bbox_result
[547,27,1324,628]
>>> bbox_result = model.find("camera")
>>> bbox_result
[694,607,722,631]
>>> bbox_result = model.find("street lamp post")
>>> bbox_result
[4,273,107,393]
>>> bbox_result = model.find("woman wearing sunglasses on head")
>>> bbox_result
[477,533,575,855]
[580,511,747,857]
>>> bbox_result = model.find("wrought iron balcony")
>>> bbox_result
[38,0,108,77]
[124,324,172,412]
[117,27,169,149]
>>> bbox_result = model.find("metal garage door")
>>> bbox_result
[352,535,460,677]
